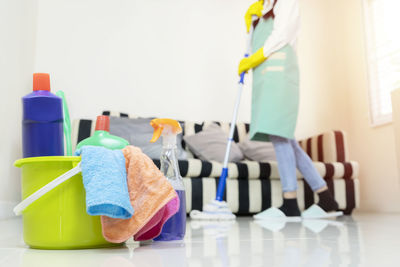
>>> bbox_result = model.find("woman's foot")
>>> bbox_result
[317,189,339,212]
[253,197,301,221]
[253,193,301,221]
[302,189,343,219]
[279,198,301,217]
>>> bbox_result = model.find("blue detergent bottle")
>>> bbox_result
[22,73,64,157]
[150,119,186,241]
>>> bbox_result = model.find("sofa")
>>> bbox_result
[72,111,360,215]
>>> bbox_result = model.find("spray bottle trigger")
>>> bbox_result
[150,125,163,143]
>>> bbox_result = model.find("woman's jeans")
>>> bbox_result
[269,135,326,193]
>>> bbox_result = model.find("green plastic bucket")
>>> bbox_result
[14,156,120,249]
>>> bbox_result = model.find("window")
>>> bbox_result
[363,0,400,126]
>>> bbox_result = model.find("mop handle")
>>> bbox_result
[222,27,253,168]
[216,26,254,201]
[222,75,246,169]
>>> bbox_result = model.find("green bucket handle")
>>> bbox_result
[13,162,82,215]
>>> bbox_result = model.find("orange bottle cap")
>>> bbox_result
[33,73,51,91]
[95,115,110,132]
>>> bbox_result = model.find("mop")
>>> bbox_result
[190,21,256,221]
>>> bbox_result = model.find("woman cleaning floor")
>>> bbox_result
[238,0,342,219]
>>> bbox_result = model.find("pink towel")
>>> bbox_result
[101,146,179,243]
[134,196,179,241]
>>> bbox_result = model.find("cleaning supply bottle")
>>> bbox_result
[150,118,186,241]
[76,115,129,150]
[22,73,64,157]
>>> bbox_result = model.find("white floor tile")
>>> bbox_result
[1,212,400,266]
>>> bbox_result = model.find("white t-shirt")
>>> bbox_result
[260,0,300,57]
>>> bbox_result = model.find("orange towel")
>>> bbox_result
[101,146,177,243]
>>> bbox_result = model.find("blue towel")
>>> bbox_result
[75,146,134,219]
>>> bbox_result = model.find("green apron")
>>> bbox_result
[249,16,299,142]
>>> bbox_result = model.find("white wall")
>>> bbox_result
[0,0,37,218]
[392,89,400,181]
[34,0,254,123]
[342,0,400,212]
[295,0,351,139]
[297,0,400,213]
[32,0,350,139]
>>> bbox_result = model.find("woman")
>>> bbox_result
[239,0,342,219]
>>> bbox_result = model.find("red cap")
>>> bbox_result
[33,73,51,91]
[95,115,110,132]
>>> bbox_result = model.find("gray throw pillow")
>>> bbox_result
[109,117,187,160]
[238,138,276,162]
[183,123,244,162]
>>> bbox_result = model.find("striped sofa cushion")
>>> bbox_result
[152,159,359,180]
[299,131,349,163]
[180,121,250,158]
[183,177,359,215]
[183,122,349,164]
[73,117,356,180]
[100,111,250,142]
[98,112,350,163]
[182,121,250,143]
[77,112,350,163]
[74,113,252,158]
[102,111,130,118]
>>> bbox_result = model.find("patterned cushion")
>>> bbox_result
[299,131,349,163]
[182,121,250,143]
[183,177,359,215]
[98,112,350,163]
[152,159,359,180]
[180,121,249,159]
[101,111,130,118]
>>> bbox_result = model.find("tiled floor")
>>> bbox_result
[0,213,400,266]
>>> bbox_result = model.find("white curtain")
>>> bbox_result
[364,0,400,125]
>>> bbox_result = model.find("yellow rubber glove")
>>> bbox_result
[245,0,264,33]
[238,48,267,75]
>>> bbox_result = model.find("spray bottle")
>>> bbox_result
[150,118,186,241]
